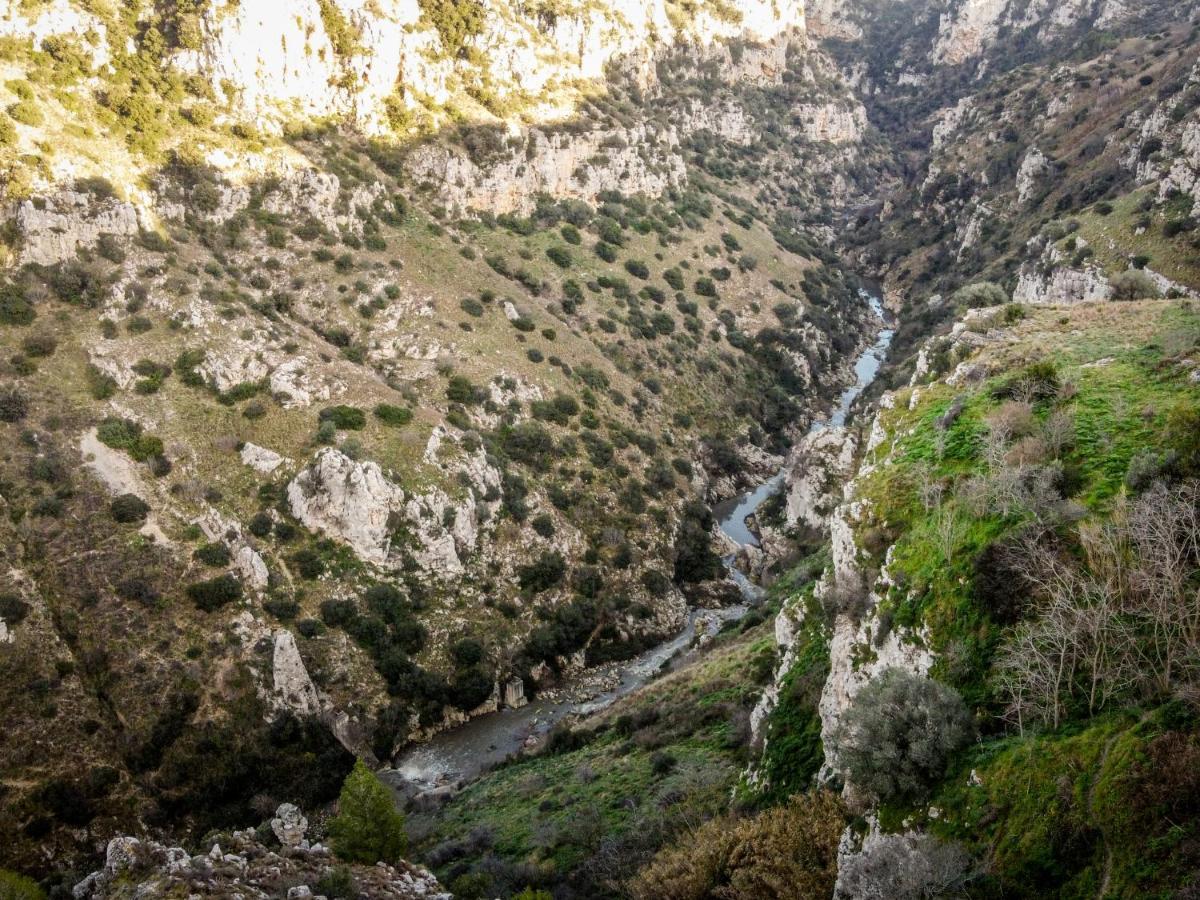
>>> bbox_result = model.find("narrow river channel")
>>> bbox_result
[386,288,893,794]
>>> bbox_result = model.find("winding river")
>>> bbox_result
[386,288,892,793]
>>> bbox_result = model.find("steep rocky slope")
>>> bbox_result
[2,0,1200,895]
[0,0,893,885]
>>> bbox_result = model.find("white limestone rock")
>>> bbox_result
[241,443,288,475]
[9,191,142,266]
[270,803,309,848]
[272,630,323,717]
[288,449,405,568]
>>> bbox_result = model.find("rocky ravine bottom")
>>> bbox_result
[71,804,448,900]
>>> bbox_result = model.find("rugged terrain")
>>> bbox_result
[1,0,1199,897]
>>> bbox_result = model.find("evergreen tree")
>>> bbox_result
[328,759,407,864]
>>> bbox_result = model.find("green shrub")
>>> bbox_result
[7,100,42,126]
[314,867,357,900]
[624,259,649,279]
[0,386,28,422]
[595,241,618,263]
[830,668,972,804]
[328,759,407,863]
[96,417,164,461]
[517,551,566,593]
[561,224,582,245]
[262,598,299,621]
[694,277,717,297]
[951,281,1008,308]
[292,548,326,580]
[1164,400,1200,478]
[0,593,31,626]
[1109,269,1161,301]
[446,375,484,404]
[0,869,46,900]
[0,282,35,326]
[459,297,484,317]
[374,403,413,427]
[110,493,150,524]
[319,405,367,430]
[194,542,231,567]
[186,574,243,612]
[546,246,573,269]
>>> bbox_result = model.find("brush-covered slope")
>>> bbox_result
[0,0,892,884]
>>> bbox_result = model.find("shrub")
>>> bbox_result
[110,493,150,523]
[991,361,1059,402]
[328,759,407,863]
[8,100,42,126]
[0,282,35,326]
[194,542,231,567]
[186,574,243,611]
[663,268,684,291]
[952,281,1009,308]
[374,403,413,427]
[561,224,582,245]
[531,513,555,538]
[627,791,844,900]
[595,241,618,263]
[459,297,484,317]
[830,669,972,804]
[314,867,357,900]
[517,552,566,593]
[319,405,366,430]
[624,259,650,279]
[96,417,163,461]
[0,593,31,626]
[292,548,326,580]
[694,277,717,297]
[263,598,299,621]
[1164,400,1200,478]
[650,751,676,775]
[1109,269,1161,301]
[546,246,573,268]
[503,422,554,467]
[0,386,29,422]
[0,869,46,900]
[836,833,974,900]
[449,665,493,710]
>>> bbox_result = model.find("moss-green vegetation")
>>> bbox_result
[412,619,777,896]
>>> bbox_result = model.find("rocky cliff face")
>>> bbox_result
[0,0,889,881]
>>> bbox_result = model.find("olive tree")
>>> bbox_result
[830,669,973,804]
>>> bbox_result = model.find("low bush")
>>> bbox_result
[186,574,243,611]
[319,405,367,430]
[194,542,231,567]
[110,493,150,523]
[374,403,413,427]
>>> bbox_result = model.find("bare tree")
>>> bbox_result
[997,482,1200,732]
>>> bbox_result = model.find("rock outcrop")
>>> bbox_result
[72,806,449,899]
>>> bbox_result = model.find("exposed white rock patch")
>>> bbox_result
[931,97,974,150]
[9,191,143,266]
[405,123,685,216]
[783,427,857,532]
[1016,146,1049,204]
[270,358,341,409]
[234,545,270,592]
[287,449,405,568]
[794,103,867,144]
[272,631,322,716]
[240,443,288,475]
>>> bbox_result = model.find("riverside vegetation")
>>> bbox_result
[0,0,1199,898]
